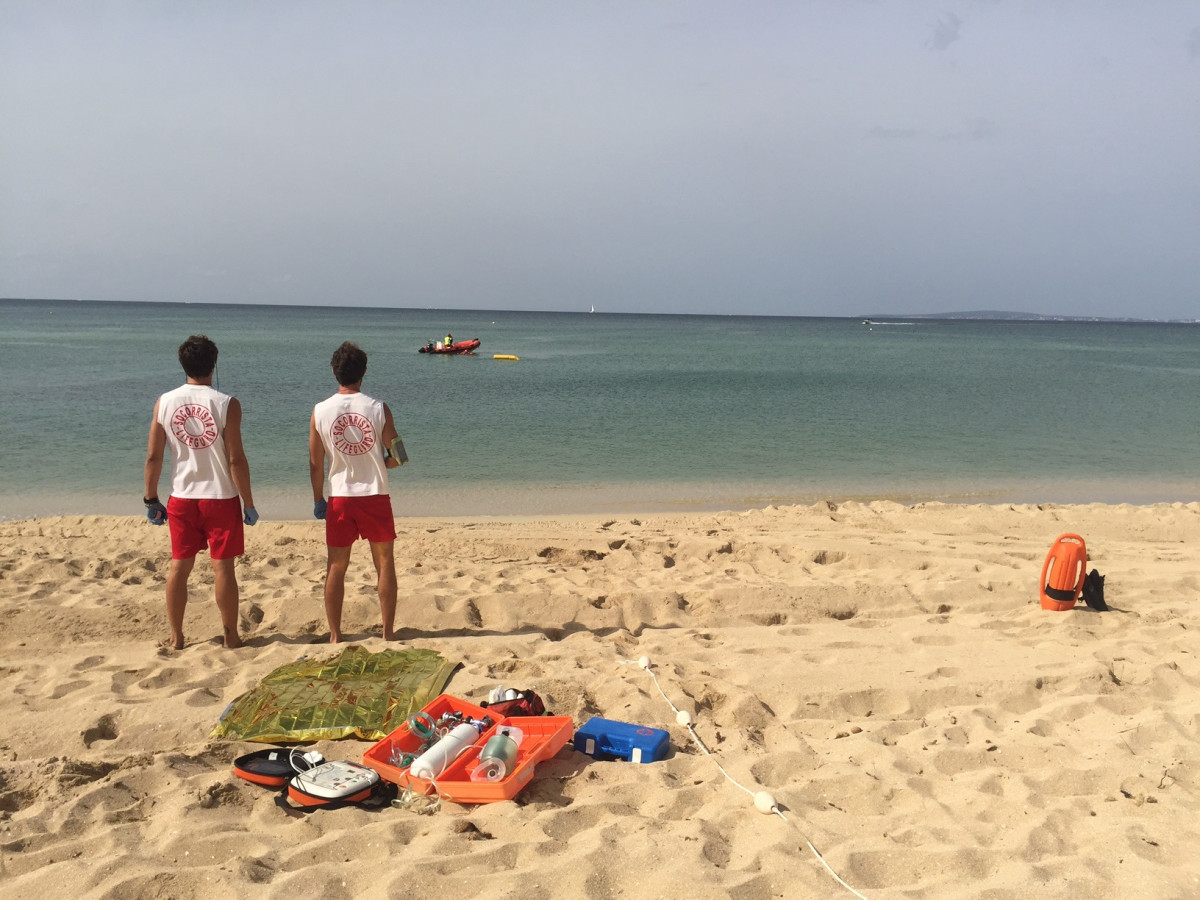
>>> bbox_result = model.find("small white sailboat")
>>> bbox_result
[590,304,595,314]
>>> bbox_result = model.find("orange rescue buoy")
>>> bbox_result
[1040,533,1087,611]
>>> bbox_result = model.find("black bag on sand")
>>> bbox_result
[1082,569,1107,611]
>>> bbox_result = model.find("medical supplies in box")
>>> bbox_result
[572,717,670,763]
[361,693,573,804]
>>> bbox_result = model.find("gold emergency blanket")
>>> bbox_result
[211,646,459,743]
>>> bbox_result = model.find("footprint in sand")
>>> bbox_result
[926,666,960,679]
[57,757,120,787]
[912,634,954,646]
[184,687,223,708]
[49,679,90,699]
[82,712,119,748]
[812,549,846,565]
[748,611,788,626]
[197,781,244,809]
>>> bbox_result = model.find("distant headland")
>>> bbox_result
[860,310,1198,324]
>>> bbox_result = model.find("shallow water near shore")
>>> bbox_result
[2,298,1198,518]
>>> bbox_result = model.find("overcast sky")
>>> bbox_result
[2,2,1198,318]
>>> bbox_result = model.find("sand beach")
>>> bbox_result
[2,501,1199,898]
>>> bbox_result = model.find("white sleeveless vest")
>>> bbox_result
[313,391,389,497]
[157,384,237,499]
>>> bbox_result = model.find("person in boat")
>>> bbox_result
[309,341,403,643]
[444,332,453,351]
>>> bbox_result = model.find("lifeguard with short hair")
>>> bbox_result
[144,334,258,650]
[309,341,403,642]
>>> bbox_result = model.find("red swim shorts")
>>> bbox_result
[167,496,245,560]
[326,494,396,547]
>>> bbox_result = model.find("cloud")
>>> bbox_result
[928,12,962,51]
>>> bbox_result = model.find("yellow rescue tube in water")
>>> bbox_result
[493,354,519,360]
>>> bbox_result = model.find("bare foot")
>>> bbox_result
[223,626,243,649]
[329,631,342,644]
[382,630,396,641]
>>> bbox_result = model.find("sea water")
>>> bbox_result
[1,298,1197,519]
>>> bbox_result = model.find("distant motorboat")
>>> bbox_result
[419,338,481,355]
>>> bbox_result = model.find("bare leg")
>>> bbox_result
[369,540,397,641]
[165,556,196,649]
[212,556,243,649]
[325,545,353,643]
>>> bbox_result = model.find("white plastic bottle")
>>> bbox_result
[409,723,478,780]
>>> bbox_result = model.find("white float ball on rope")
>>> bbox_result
[676,710,693,726]
[638,656,651,669]
[753,791,778,815]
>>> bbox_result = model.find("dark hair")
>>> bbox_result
[331,341,367,386]
[178,335,218,378]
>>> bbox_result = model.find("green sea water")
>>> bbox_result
[1,299,1197,519]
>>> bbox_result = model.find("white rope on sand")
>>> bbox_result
[633,656,868,900]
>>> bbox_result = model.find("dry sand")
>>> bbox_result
[2,502,1199,899]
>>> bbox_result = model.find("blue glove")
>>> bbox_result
[145,499,167,525]
[243,506,259,526]
[314,499,327,520]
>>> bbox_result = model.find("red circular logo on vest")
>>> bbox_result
[331,413,376,455]
[170,404,218,449]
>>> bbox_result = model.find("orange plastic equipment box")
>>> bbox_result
[361,693,490,786]
[361,695,573,804]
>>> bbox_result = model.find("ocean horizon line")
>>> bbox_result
[3,296,1195,325]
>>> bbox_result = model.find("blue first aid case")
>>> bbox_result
[572,717,670,764]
